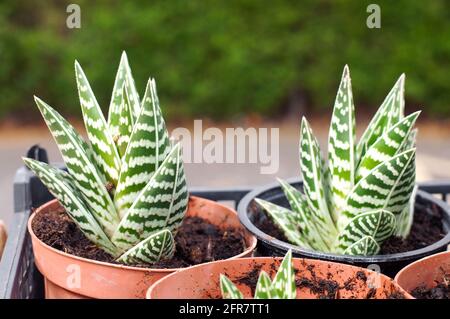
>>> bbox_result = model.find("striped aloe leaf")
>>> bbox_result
[254,272,273,299]
[254,198,311,249]
[220,275,244,299]
[402,128,417,152]
[357,74,405,161]
[111,144,188,250]
[23,158,118,256]
[114,78,171,217]
[356,111,420,181]
[337,210,396,253]
[75,61,121,186]
[300,118,335,231]
[394,185,418,238]
[277,179,331,250]
[33,97,119,237]
[327,65,356,217]
[117,229,174,264]
[339,149,416,230]
[344,236,380,255]
[270,250,296,299]
[108,51,141,133]
[385,151,416,215]
[386,74,406,128]
[115,85,135,157]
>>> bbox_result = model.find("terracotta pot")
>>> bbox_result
[395,250,450,297]
[28,196,257,299]
[0,220,7,260]
[147,257,412,299]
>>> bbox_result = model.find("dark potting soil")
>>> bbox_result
[228,261,405,299]
[410,273,450,299]
[32,206,247,269]
[253,200,445,254]
[152,217,247,268]
[411,283,450,299]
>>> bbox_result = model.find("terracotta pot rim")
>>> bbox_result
[147,256,413,299]
[394,250,450,283]
[28,196,257,273]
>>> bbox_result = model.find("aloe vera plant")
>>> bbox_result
[220,251,296,299]
[257,66,419,256]
[24,52,189,264]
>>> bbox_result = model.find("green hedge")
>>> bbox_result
[1,0,449,120]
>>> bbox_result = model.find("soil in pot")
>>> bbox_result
[32,205,247,269]
[229,261,405,299]
[253,200,445,254]
[410,272,450,299]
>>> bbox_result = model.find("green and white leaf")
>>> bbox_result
[337,210,396,252]
[277,179,331,250]
[270,250,296,299]
[23,158,118,256]
[108,51,141,132]
[394,185,417,238]
[115,85,135,157]
[117,229,174,264]
[112,144,188,250]
[114,78,171,217]
[254,271,273,299]
[327,65,356,217]
[254,198,311,249]
[386,74,406,127]
[385,151,416,215]
[220,275,244,299]
[75,61,121,186]
[33,97,119,236]
[339,149,416,230]
[300,118,336,232]
[357,74,405,161]
[401,128,417,152]
[356,112,420,181]
[343,236,380,256]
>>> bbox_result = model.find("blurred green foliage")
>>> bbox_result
[0,0,449,121]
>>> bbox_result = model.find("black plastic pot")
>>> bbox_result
[237,178,450,277]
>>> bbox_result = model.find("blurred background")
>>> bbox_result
[0,0,450,225]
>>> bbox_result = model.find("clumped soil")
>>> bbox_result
[228,261,405,299]
[411,283,450,299]
[32,206,247,268]
[253,200,445,254]
[411,273,450,299]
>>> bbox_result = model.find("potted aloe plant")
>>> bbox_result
[237,66,450,276]
[25,52,256,299]
[147,250,410,299]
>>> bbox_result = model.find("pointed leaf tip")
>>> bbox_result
[343,64,350,75]
[33,96,44,109]
[74,59,81,70]
[300,116,309,129]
